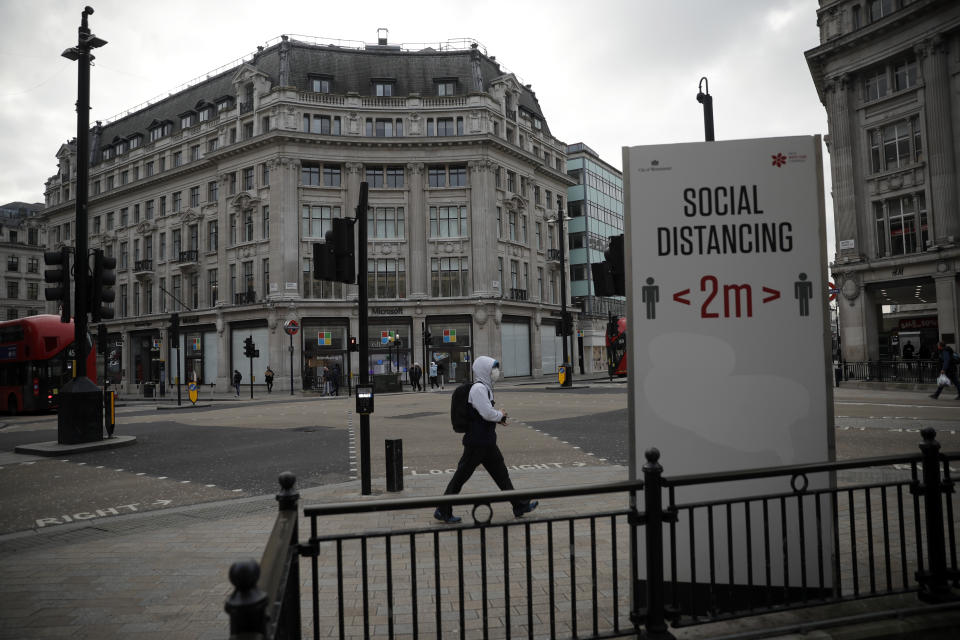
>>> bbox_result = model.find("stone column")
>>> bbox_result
[838,274,881,362]
[919,36,959,245]
[270,157,300,301]
[345,163,364,300]
[406,163,427,299]
[468,160,496,297]
[933,270,960,347]
[824,75,858,259]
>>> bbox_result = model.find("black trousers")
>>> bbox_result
[438,443,525,516]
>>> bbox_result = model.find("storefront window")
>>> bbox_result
[367,322,411,376]
[301,322,348,392]
[426,318,473,384]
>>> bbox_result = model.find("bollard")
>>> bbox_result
[224,558,267,638]
[385,438,403,492]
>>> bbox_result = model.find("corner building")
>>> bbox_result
[41,35,574,392]
[806,0,960,360]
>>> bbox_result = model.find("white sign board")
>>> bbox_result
[623,136,834,590]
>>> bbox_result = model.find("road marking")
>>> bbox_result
[35,500,172,528]
[410,462,588,475]
[206,484,216,488]
[157,476,167,480]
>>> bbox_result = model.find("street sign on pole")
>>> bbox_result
[284,319,299,396]
[623,135,833,595]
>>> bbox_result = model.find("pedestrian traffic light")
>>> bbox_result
[44,247,71,323]
[348,336,358,352]
[244,335,257,358]
[96,323,108,355]
[561,311,574,337]
[168,313,180,343]
[423,329,432,345]
[591,261,615,297]
[90,249,116,322]
[605,234,626,296]
[331,217,356,284]
[312,240,336,281]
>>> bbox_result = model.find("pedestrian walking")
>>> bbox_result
[438,360,446,390]
[429,361,439,390]
[434,356,538,524]
[929,341,960,400]
[331,363,341,396]
[410,362,423,391]
[264,367,274,393]
[232,370,242,396]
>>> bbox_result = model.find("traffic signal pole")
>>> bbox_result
[557,195,573,387]
[356,183,371,495]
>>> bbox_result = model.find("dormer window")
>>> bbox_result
[373,81,394,97]
[115,140,127,155]
[310,76,332,93]
[436,79,456,96]
[180,113,195,129]
[216,97,233,113]
[149,121,173,142]
[101,146,113,161]
[532,116,542,130]
[128,135,142,150]
[198,107,212,122]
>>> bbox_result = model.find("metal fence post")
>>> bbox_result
[915,427,956,603]
[225,559,267,638]
[642,448,675,639]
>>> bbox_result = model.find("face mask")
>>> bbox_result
[491,368,501,381]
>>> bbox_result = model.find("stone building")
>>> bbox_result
[0,202,45,321]
[806,0,960,361]
[41,34,574,392]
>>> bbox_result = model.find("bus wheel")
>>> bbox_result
[6,395,16,417]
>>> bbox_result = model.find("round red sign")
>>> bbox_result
[283,319,300,336]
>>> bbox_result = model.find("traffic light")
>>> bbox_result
[348,336,358,352]
[606,234,626,296]
[44,247,71,323]
[331,217,356,284]
[168,313,180,343]
[243,335,258,358]
[90,249,116,322]
[313,240,336,281]
[423,329,432,346]
[97,323,108,355]
[591,261,615,297]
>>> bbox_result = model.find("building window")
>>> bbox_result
[208,221,218,251]
[208,269,218,306]
[324,165,341,187]
[228,172,237,195]
[172,192,181,213]
[28,257,39,273]
[367,258,405,299]
[243,212,254,243]
[189,186,200,207]
[303,114,341,135]
[428,165,467,188]
[133,204,140,223]
[365,118,403,137]
[508,212,517,241]
[874,192,928,257]
[181,114,194,129]
[262,206,269,239]
[242,261,254,295]
[145,200,154,220]
[172,229,182,257]
[436,118,455,136]
[208,138,219,153]
[149,122,172,141]
[507,171,516,192]
[243,167,254,191]
[869,116,922,173]
[893,59,918,92]
[121,170,129,185]
[190,145,200,162]
[146,161,154,177]
[367,207,405,239]
[188,224,198,252]
[145,282,153,314]
[496,207,502,239]
[310,77,331,93]
[120,284,128,317]
[302,163,342,187]
[172,275,182,311]
[208,180,219,202]
[868,0,896,22]
[229,265,236,299]
[145,235,153,260]
[262,259,269,298]
[229,214,237,244]
[429,205,468,238]
[120,241,128,269]
[301,205,340,238]
[190,273,199,310]
[373,81,394,97]
[863,68,888,102]
[261,163,270,187]
[431,257,469,297]
[6,282,18,300]
[173,151,183,167]
[28,282,38,300]
[436,80,455,96]
[133,282,140,316]
[160,195,167,216]
[129,135,141,149]
[520,214,527,243]
[159,233,166,260]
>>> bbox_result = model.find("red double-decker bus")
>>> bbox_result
[606,316,627,378]
[0,315,97,415]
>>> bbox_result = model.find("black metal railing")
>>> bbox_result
[226,429,959,639]
[839,360,942,385]
[547,248,563,262]
[509,287,528,301]
[234,291,256,305]
[177,250,198,263]
[134,259,153,272]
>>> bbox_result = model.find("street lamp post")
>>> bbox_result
[555,195,573,387]
[696,76,715,142]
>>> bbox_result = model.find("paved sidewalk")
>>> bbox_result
[2,462,958,639]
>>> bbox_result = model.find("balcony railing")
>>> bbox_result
[234,291,257,305]
[239,102,254,114]
[133,259,153,272]
[177,250,198,263]
[509,287,528,301]
[546,248,563,262]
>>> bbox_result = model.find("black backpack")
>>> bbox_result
[450,382,477,433]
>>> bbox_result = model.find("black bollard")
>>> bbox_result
[224,559,267,638]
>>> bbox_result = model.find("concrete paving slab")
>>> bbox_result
[13,436,137,457]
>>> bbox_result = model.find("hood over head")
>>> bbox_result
[473,355,499,388]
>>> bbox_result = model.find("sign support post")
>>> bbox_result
[284,319,299,396]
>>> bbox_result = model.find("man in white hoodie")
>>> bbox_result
[434,355,538,524]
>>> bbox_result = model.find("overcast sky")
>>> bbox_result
[0,0,833,253]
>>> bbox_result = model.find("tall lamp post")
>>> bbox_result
[550,195,574,387]
[57,6,108,444]
[696,76,715,142]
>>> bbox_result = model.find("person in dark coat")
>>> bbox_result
[434,356,538,524]
[410,363,423,391]
[232,370,242,396]
[929,341,960,400]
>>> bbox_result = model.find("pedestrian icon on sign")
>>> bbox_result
[794,273,813,317]
[642,277,660,319]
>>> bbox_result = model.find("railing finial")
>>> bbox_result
[225,559,267,636]
[276,471,299,511]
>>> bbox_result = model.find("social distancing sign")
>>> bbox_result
[623,136,834,591]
